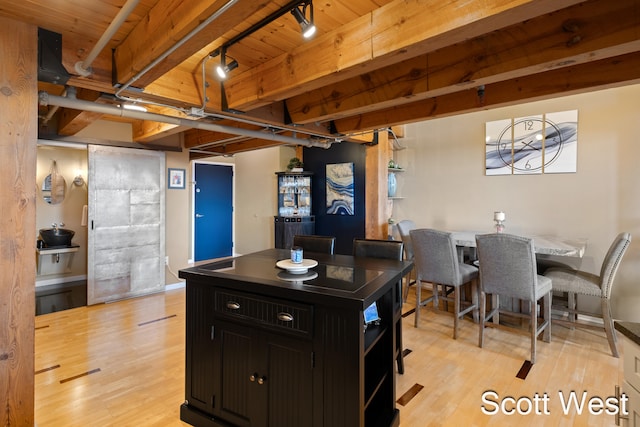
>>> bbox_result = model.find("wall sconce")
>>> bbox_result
[73,170,85,186]
[291,1,316,39]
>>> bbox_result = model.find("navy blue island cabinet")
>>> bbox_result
[178,248,411,427]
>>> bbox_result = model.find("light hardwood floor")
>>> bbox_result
[35,287,622,426]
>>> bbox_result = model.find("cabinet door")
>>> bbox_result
[275,220,316,249]
[214,321,256,427]
[184,282,217,415]
[261,333,313,427]
[214,321,314,427]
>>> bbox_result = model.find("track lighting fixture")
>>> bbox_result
[291,1,316,39]
[216,59,238,79]
[211,49,238,80]
[202,0,318,110]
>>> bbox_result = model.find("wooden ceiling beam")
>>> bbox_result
[183,123,266,149]
[132,121,182,142]
[62,37,113,91]
[286,0,640,124]
[43,0,639,146]
[223,0,585,111]
[333,51,640,133]
[56,88,104,135]
[191,138,287,157]
[112,0,271,88]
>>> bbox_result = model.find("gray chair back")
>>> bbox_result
[410,228,463,286]
[352,238,403,261]
[599,232,632,299]
[475,233,538,301]
[396,220,416,260]
[292,234,336,254]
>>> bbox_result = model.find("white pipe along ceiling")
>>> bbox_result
[75,0,141,77]
[39,91,333,149]
[58,0,337,152]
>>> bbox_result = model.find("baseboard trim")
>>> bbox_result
[165,282,185,291]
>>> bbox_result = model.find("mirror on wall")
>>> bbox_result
[42,173,66,204]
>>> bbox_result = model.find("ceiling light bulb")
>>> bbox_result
[121,103,147,112]
[216,64,227,79]
[216,60,238,80]
[291,6,316,39]
[302,23,316,38]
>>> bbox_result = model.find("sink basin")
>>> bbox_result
[39,228,75,247]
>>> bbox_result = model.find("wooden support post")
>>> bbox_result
[365,130,389,239]
[0,16,37,426]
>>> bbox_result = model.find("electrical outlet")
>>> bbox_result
[165,256,169,266]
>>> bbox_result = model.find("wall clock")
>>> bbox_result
[485,110,578,175]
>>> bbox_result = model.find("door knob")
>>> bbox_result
[195,214,204,218]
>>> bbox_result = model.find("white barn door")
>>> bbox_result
[87,145,165,305]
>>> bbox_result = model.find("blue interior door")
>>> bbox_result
[194,163,233,261]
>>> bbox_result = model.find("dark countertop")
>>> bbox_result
[615,321,640,347]
[179,248,413,309]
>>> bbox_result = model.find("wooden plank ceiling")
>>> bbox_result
[2,0,639,157]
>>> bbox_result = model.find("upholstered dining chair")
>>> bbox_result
[396,220,416,301]
[353,238,406,374]
[475,233,552,364]
[544,232,631,358]
[292,234,336,255]
[410,228,479,339]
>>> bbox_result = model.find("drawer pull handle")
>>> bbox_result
[226,301,240,310]
[249,373,258,382]
[278,312,294,322]
[258,376,266,385]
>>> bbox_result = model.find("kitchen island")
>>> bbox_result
[178,248,412,427]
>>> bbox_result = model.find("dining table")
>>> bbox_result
[448,230,587,320]
[450,230,588,258]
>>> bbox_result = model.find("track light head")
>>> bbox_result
[291,2,316,39]
[214,48,238,80]
[215,59,238,80]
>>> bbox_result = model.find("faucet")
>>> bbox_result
[51,222,64,231]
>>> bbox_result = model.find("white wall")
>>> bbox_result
[392,84,640,321]
[212,146,295,255]
[36,145,88,283]
[183,147,294,261]
[165,146,191,284]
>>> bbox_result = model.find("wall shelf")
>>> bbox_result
[36,245,79,275]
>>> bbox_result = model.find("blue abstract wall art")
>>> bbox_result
[326,162,354,215]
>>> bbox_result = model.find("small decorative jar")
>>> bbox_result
[291,246,303,264]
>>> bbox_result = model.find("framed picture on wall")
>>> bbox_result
[326,162,354,215]
[168,168,186,189]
